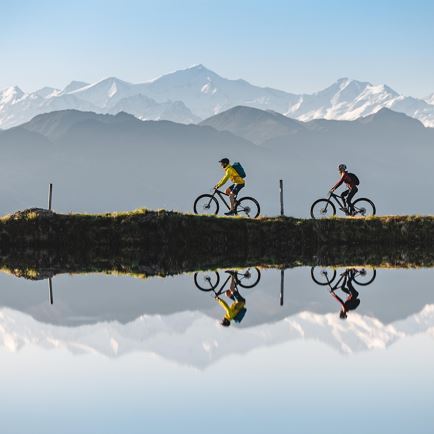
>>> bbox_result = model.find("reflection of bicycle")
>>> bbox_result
[193,189,260,218]
[310,192,376,219]
[194,267,261,292]
[311,266,376,287]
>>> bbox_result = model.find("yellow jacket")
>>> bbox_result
[217,298,246,321]
[216,165,245,188]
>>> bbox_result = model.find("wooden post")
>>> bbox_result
[48,183,53,211]
[48,277,53,305]
[280,269,284,306]
[279,179,284,216]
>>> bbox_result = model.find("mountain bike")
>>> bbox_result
[310,192,376,219]
[193,267,261,292]
[310,266,377,287]
[193,189,260,218]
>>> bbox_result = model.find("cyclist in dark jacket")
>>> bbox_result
[330,269,360,319]
[330,164,358,214]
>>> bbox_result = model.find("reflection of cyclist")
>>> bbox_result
[330,269,360,319]
[214,158,245,216]
[215,273,247,327]
[330,164,358,214]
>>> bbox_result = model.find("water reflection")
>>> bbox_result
[194,268,261,326]
[311,267,376,319]
[0,265,433,434]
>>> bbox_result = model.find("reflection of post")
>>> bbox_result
[280,269,284,306]
[48,277,53,305]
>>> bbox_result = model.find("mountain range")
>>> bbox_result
[1,64,434,129]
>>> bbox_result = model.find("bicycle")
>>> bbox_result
[310,266,377,288]
[193,189,260,218]
[193,267,261,292]
[310,192,376,219]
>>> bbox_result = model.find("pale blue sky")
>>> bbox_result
[1,0,433,96]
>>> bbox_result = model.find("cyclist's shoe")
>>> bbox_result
[224,210,236,216]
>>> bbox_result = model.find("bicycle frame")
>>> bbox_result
[212,273,235,297]
[211,189,232,210]
[328,192,348,210]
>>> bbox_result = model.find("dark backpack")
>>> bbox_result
[232,162,246,178]
[348,172,360,186]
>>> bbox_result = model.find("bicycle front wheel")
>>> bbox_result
[352,198,376,217]
[235,197,260,218]
[310,199,336,219]
[352,268,376,286]
[194,194,219,215]
[311,266,337,285]
[194,271,220,291]
[236,267,261,288]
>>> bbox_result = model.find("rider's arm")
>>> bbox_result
[215,169,230,189]
[331,173,345,191]
[216,297,231,317]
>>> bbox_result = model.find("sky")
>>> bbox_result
[1,0,434,97]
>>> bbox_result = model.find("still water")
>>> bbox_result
[0,267,433,434]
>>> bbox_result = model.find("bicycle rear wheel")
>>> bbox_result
[194,271,220,291]
[310,199,336,219]
[236,267,261,288]
[193,194,219,215]
[352,198,376,217]
[235,197,260,218]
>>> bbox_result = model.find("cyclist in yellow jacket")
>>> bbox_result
[216,272,247,327]
[215,158,245,216]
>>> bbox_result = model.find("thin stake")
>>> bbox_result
[48,183,53,211]
[279,179,284,216]
[48,277,53,305]
[280,269,284,306]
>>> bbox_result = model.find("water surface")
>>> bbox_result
[0,267,433,434]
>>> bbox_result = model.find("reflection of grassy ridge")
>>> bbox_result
[2,245,434,281]
[1,208,434,280]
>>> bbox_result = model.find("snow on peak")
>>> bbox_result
[33,87,60,98]
[424,93,434,105]
[0,86,25,104]
[62,81,89,94]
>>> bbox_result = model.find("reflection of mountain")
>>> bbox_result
[1,268,434,329]
[0,306,433,368]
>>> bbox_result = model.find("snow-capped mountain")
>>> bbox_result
[286,77,434,127]
[425,92,434,105]
[138,64,299,118]
[0,305,433,368]
[0,77,199,128]
[2,65,434,129]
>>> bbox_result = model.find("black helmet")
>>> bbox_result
[219,158,230,165]
[338,163,347,171]
[220,318,231,327]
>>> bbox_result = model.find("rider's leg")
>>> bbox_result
[224,186,236,213]
[225,184,244,214]
[341,189,349,207]
[347,187,358,212]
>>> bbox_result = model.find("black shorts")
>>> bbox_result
[229,184,244,195]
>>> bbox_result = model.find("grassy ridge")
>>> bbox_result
[1,208,434,279]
